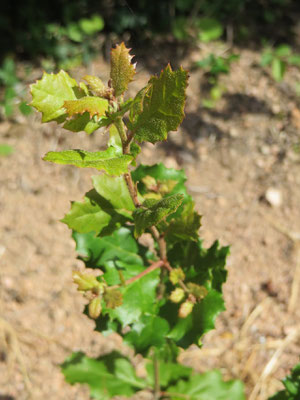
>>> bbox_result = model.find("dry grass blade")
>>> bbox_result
[249,326,300,400]
[0,317,32,397]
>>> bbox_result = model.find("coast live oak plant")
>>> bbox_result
[30,43,245,399]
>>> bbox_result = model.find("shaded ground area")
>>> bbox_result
[0,43,300,399]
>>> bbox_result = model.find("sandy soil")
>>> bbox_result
[0,42,300,399]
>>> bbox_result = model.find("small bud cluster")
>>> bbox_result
[169,268,208,319]
[73,271,123,319]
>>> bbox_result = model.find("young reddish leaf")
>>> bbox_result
[110,42,136,97]
[30,70,78,122]
[43,147,132,175]
[83,75,108,97]
[64,96,108,118]
[130,65,188,143]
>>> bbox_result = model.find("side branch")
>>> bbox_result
[110,260,165,289]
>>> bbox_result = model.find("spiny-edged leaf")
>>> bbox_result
[43,147,132,175]
[129,65,188,143]
[83,75,107,96]
[146,360,192,388]
[73,227,146,269]
[30,70,79,122]
[133,194,184,237]
[62,175,134,235]
[106,268,160,326]
[165,202,201,243]
[64,96,108,118]
[168,239,229,292]
[167,369,245,400]
[61,351,146,400]
[110,42,136,97]
[165,290,225,347]
[269,362,300,399]
[124,315,170,354]
[63,112,103,134]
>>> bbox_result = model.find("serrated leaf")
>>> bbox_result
[167,369,245,400]
[168,239,229,292]
[30,70,79,122]
[133,194,184,237]
[111,42,136,97]
[61,351,146,400]
[64,96,108,118]
[43,147,132,175]
[62,175,134,235]
[61,189,127,235]
[73,227,146,270]
[166,202,201,243]
[130,65,188,143]
[124,315,170,353]
[83,75,107,96]
[167,290,225,347]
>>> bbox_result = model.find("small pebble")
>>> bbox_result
[265,188,282,207]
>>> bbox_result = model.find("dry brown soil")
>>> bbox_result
[0,43,300,399]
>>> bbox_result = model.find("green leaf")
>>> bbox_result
[43,147,132,175]
[132,163,188,197]
[64,96,108,118]
[63,112,102,134]
[167,369,245,400]
[110,42,136,97]
[79,14,104,35]
[288,55,300,66]
[168,239,229,291]
[133,194,184,237]
[275,44,292,58]
[197,18,223,42]
[272,58,286,82]
[130,65,188,143]
[124,315,170,353]
[62,175,134,235]
[167,290,225,347]
[269,362,300,399]
[61,351,146,400]
[19,101,33,116]
[261,50,273,67]
[107,268,160,326]
[146,360,192,388]
[73,227,146,269]
[165,202,201,243]
[30,70,78,122]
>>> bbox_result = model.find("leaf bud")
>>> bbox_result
[88,297,102,319]
[104,289,123,309]
[170,288,185,303]
[186,283,208,301]
[170,268,185,285]
[179,301,194,318]
[72,271,100,291]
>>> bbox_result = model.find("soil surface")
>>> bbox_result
[1,42,300,400]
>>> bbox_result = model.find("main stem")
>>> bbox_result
[153,351,160,400]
